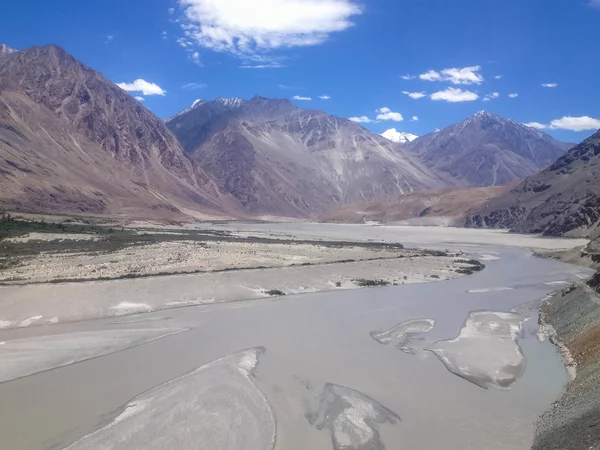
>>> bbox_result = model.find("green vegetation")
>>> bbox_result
[0,212,106,239]
[354,278,390,287]
[422,249,450,257]
[464,258,484,267]
[265,289,286,296]
[454,258,486,275]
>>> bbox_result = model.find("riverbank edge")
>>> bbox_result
[531,277,600,450]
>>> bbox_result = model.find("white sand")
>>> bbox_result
[64,348,275,450]
[5,233,104,243]
[191,223,588,251]
[0,256,462,329]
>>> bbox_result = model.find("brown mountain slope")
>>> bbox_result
[321,185,512,224]
[465,129,600,237]
[168,98,458,217]
[0,44,238,218]
[409,111,572,187]
[0,91,174,217]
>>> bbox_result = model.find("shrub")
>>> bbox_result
[422,249,449,257]
[354,278,390,287]
[265,289,286,296]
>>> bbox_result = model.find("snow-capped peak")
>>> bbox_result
[0,44,16,56]
[381,128,418,144]
[165,99,205,123]
[474,110,504,121]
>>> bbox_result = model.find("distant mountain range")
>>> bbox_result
[166,97,454,216]
[0,43,578,220]
[466,129,600,237]
[408,111,573,187]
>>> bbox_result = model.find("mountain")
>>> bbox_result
[166,96,296,154]
[0,44,16,57]
[167,98,456,217]
[321,185,512,225]
[408,111,573,187]
[0,44,237,219]
[465,129,600,237]
[381,128,418,144]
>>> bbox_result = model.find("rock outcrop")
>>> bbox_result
[466,129,600,237]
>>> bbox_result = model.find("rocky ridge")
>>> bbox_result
[466,129,600,237]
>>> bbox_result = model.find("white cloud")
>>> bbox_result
[523,122,547,130]
[177,38,193,48]
[402,91,426,99]
[177,36,205,65]
[523,117,600,131]
[116,79,167,96]
[134,96,145,102]
[376,107,403,122]
[293,95,312,101]
[420,65,484,85]
[168,7,175,14]
[411,116,419,121]
[319,95,331,100]
[441,66,484,85]
[430,87,479,103]
[161,31,168,40]
[182,82,207,89]
[508,93,518,98]
[348,116,375,123]
[105,35,114,44]
[419,70,441,82]
[177,0,362,64]
[590,0,600,7]
[549,116,600,131]
[483,92,499,101]
[400,74,415,80]
[277,83,305,90]
[240,62,285,69]
[542,83,558,88]
[190,51,201,65]
[494,75,503,79]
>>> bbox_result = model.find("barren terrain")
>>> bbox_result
[321,185,512,225]
[0,227,469,286]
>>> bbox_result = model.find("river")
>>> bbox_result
[0,226,591,450]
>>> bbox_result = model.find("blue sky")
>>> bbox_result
[1,0,600,143]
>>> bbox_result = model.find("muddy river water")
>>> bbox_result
[0,226,592,450]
